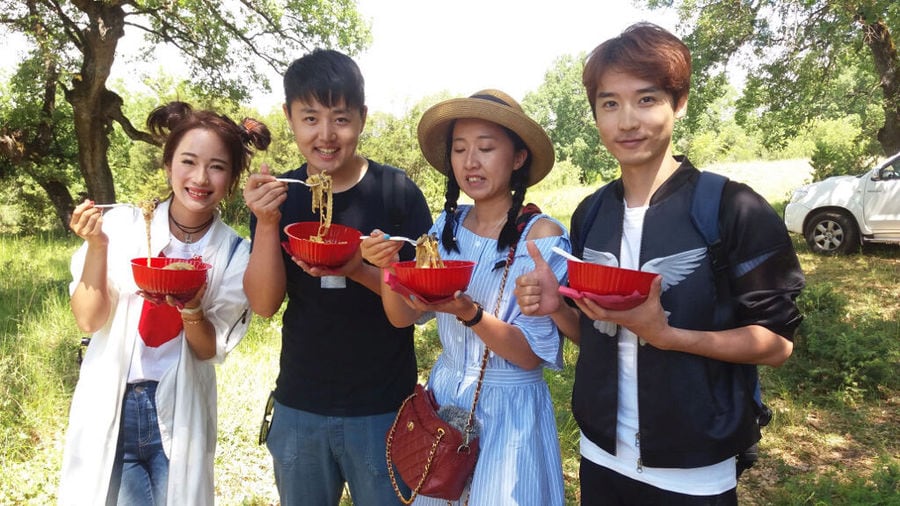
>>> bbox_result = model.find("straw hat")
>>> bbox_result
[417,89,554,187]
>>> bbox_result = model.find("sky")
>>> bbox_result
[0,1,676,116]
[347,0,676,115]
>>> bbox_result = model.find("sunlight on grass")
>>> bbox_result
[214,316,281,504]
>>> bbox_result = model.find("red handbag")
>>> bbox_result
[386,383,481,503]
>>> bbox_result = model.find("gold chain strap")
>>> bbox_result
[462,245,516,439]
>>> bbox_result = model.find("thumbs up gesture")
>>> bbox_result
[514,240,563,316]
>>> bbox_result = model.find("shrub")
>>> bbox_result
[809,141,871,181]
[535,159,582,190]
[805,116,881,181]
[776,282,900,401]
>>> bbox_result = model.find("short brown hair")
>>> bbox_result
[582,23,691,117]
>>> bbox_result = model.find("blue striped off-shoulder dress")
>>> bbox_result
[415,205,568,506]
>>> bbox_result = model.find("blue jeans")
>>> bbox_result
[266,400,409,506]
[108,381,168,506]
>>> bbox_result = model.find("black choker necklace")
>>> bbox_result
[169,208,214,244]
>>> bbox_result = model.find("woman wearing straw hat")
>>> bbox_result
[362,89,568,505]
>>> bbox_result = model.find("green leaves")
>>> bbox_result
[0,0,373,230]
[522,54,619,183]
[643,0,900,157]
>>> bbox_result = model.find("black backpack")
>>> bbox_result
[381,165,408,236]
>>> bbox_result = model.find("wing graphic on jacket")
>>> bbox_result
[641,247,706,292]
[583,248,618,267]
[581,247,706,337]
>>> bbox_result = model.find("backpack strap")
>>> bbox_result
[691,172,732,326]
[515,203,543,233]
[691,173,765,416]
[382,165,407,236]
[690,171,729,277]
[222,233,251,350]
[694,174,770,447]
[226,235,244,268]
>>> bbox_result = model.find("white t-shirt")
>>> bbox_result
[579,202,737,495]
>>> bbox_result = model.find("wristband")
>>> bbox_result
[179,305,203,315]
[456,302,484,327]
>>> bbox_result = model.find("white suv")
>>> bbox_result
[784,151,900,254]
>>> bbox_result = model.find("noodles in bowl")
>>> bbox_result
[131,257,212,299]
[284,222,362,268]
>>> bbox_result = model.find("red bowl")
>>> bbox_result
[567,260,656,298]
[391,260,476,301]
[284,222,362,268]
[131,257,211,298]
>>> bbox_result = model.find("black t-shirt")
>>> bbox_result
[250,160,433,416]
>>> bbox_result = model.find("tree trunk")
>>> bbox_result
[64,2,127,204]
[68,91,117,203]
[37,177,77,231]
[861,19,900,156]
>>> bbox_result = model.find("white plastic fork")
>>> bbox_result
[93,203,134,209]
[275,177,321,187]
[359,235,418,246]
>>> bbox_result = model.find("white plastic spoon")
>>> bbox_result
[552,246,583,263]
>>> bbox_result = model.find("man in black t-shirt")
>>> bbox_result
[242,49,432,506]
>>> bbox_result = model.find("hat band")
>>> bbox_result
[470,93,511,107]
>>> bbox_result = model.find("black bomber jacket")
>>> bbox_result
[570,159,804,468]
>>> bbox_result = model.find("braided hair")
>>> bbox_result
[438,120,533,253]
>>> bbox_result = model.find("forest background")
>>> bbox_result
[1,0,898,504]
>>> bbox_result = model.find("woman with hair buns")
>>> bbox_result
[362,90,568,504]
[59,102,270,506]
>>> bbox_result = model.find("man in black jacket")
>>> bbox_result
[514,23,804,505]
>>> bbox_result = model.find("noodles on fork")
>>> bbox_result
[307,172,333,242]
[140,197,161,266]
[415,233,445,268]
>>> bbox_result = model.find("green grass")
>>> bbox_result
[0,233,83,504]
[2,162,898,504]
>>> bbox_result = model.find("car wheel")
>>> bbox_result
[804,211,859,255]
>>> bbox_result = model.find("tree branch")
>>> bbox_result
[45,0,87,51]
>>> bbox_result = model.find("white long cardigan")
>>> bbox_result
[58,199,251,505]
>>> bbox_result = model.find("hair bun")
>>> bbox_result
[241,117,272,151]
[146,101,194,140]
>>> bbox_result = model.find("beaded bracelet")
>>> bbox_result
[182,317,205,325]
